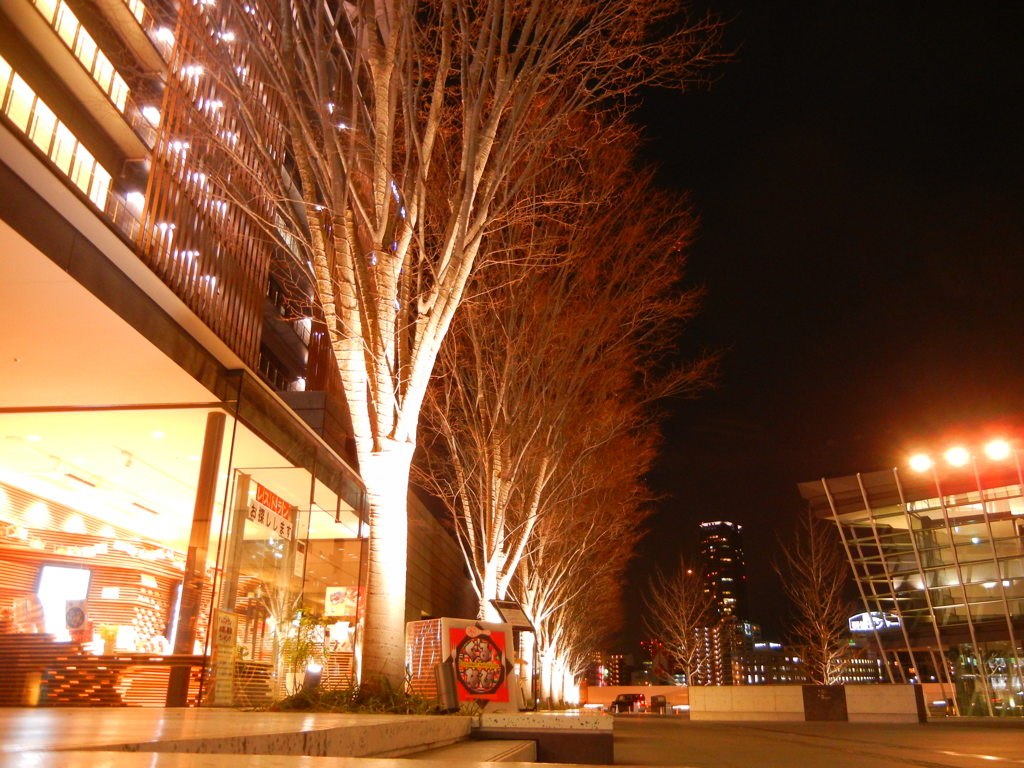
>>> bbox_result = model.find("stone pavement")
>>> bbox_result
[1,708,1022,768]
[612,715,1024,767]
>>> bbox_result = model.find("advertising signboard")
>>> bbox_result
[450,624,510,703]
[848,611,901,633]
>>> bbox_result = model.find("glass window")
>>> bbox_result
[0,57,15,113]
[33,0,59,24]
[92,57,113,95]
[28,98,56,154]
[126,0,145,22]
[109,73,129,112]
[54,2,79,48]
[74,30,98,73]
[89,163,111,210]
[69,141,96,194]
[51,122,76,174]
[6,74,35,132]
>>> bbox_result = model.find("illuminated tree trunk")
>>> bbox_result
[358,439,415,685]
[538,646,555,706]
[480,559,503,622]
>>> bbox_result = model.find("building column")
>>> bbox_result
[167,411,226,706]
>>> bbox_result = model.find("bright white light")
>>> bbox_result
[983,581,998,589]
[909,453,932,472]
[63,514,86,534]
[141,106,161,126]
[984,439,1012,460]
[126,191,145,209]
[26,434,42,442]
[156,27,175,44]
[971,537,981,545]
[26,501,51,527]
[945,446,970,467]
[219,31,235,42]
[152,430,165,439]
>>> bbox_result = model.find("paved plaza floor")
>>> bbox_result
[613,715,1024,767]
[0,708,1022,768]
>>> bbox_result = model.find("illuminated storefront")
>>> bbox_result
[0,193,366,706]
[0,394,366,707]
[800,449,1024,717]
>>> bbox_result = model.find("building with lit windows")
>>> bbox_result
[698,521,748,620]
[0,0,471,707]
[799,438,1024,717]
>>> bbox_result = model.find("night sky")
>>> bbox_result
[626,1,1024,644]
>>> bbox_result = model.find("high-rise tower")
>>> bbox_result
[698,520,748,620]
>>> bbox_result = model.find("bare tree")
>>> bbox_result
[775,512,853,685]
[416,129,715,626]
[166,0,723,684]
[518,429,652,704]
[644,557,715,685]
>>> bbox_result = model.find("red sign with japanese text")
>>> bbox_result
[248,483,293,539]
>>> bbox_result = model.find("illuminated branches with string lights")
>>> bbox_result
[167,0,723,684]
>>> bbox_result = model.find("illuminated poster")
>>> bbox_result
[324,586,360,617]
[450,625,509,703]
[210,610,238,705]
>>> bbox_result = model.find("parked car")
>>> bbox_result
[610,693,647,713]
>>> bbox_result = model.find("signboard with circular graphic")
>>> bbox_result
[450,625,509,702]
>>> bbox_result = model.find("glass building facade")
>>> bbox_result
[800,461,1024,717]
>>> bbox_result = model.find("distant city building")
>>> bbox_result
[585,651,630,687]
[698,521,748,620]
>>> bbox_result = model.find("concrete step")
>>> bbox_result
[405,739,537,762]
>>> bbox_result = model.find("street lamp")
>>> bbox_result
[944,446,970,467]
[984,439,1011,461]
[909,453,933,472]
[908,439,1017,472]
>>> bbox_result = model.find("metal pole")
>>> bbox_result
[856,472,921,684]
[930,464,995,717]
[970,455,1024,711]
[821,478,897,684]
[893,467,960,716]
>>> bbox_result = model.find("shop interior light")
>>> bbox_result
[909,453,933,472]
[984,439,1012,460]
[945,446,970,467]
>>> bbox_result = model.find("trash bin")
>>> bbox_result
[650,695,667,714]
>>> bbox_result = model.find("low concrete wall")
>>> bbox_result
[582,685,689,707]
[845,684,925,723]
[688,685,925,723]
[689,686,804,721]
